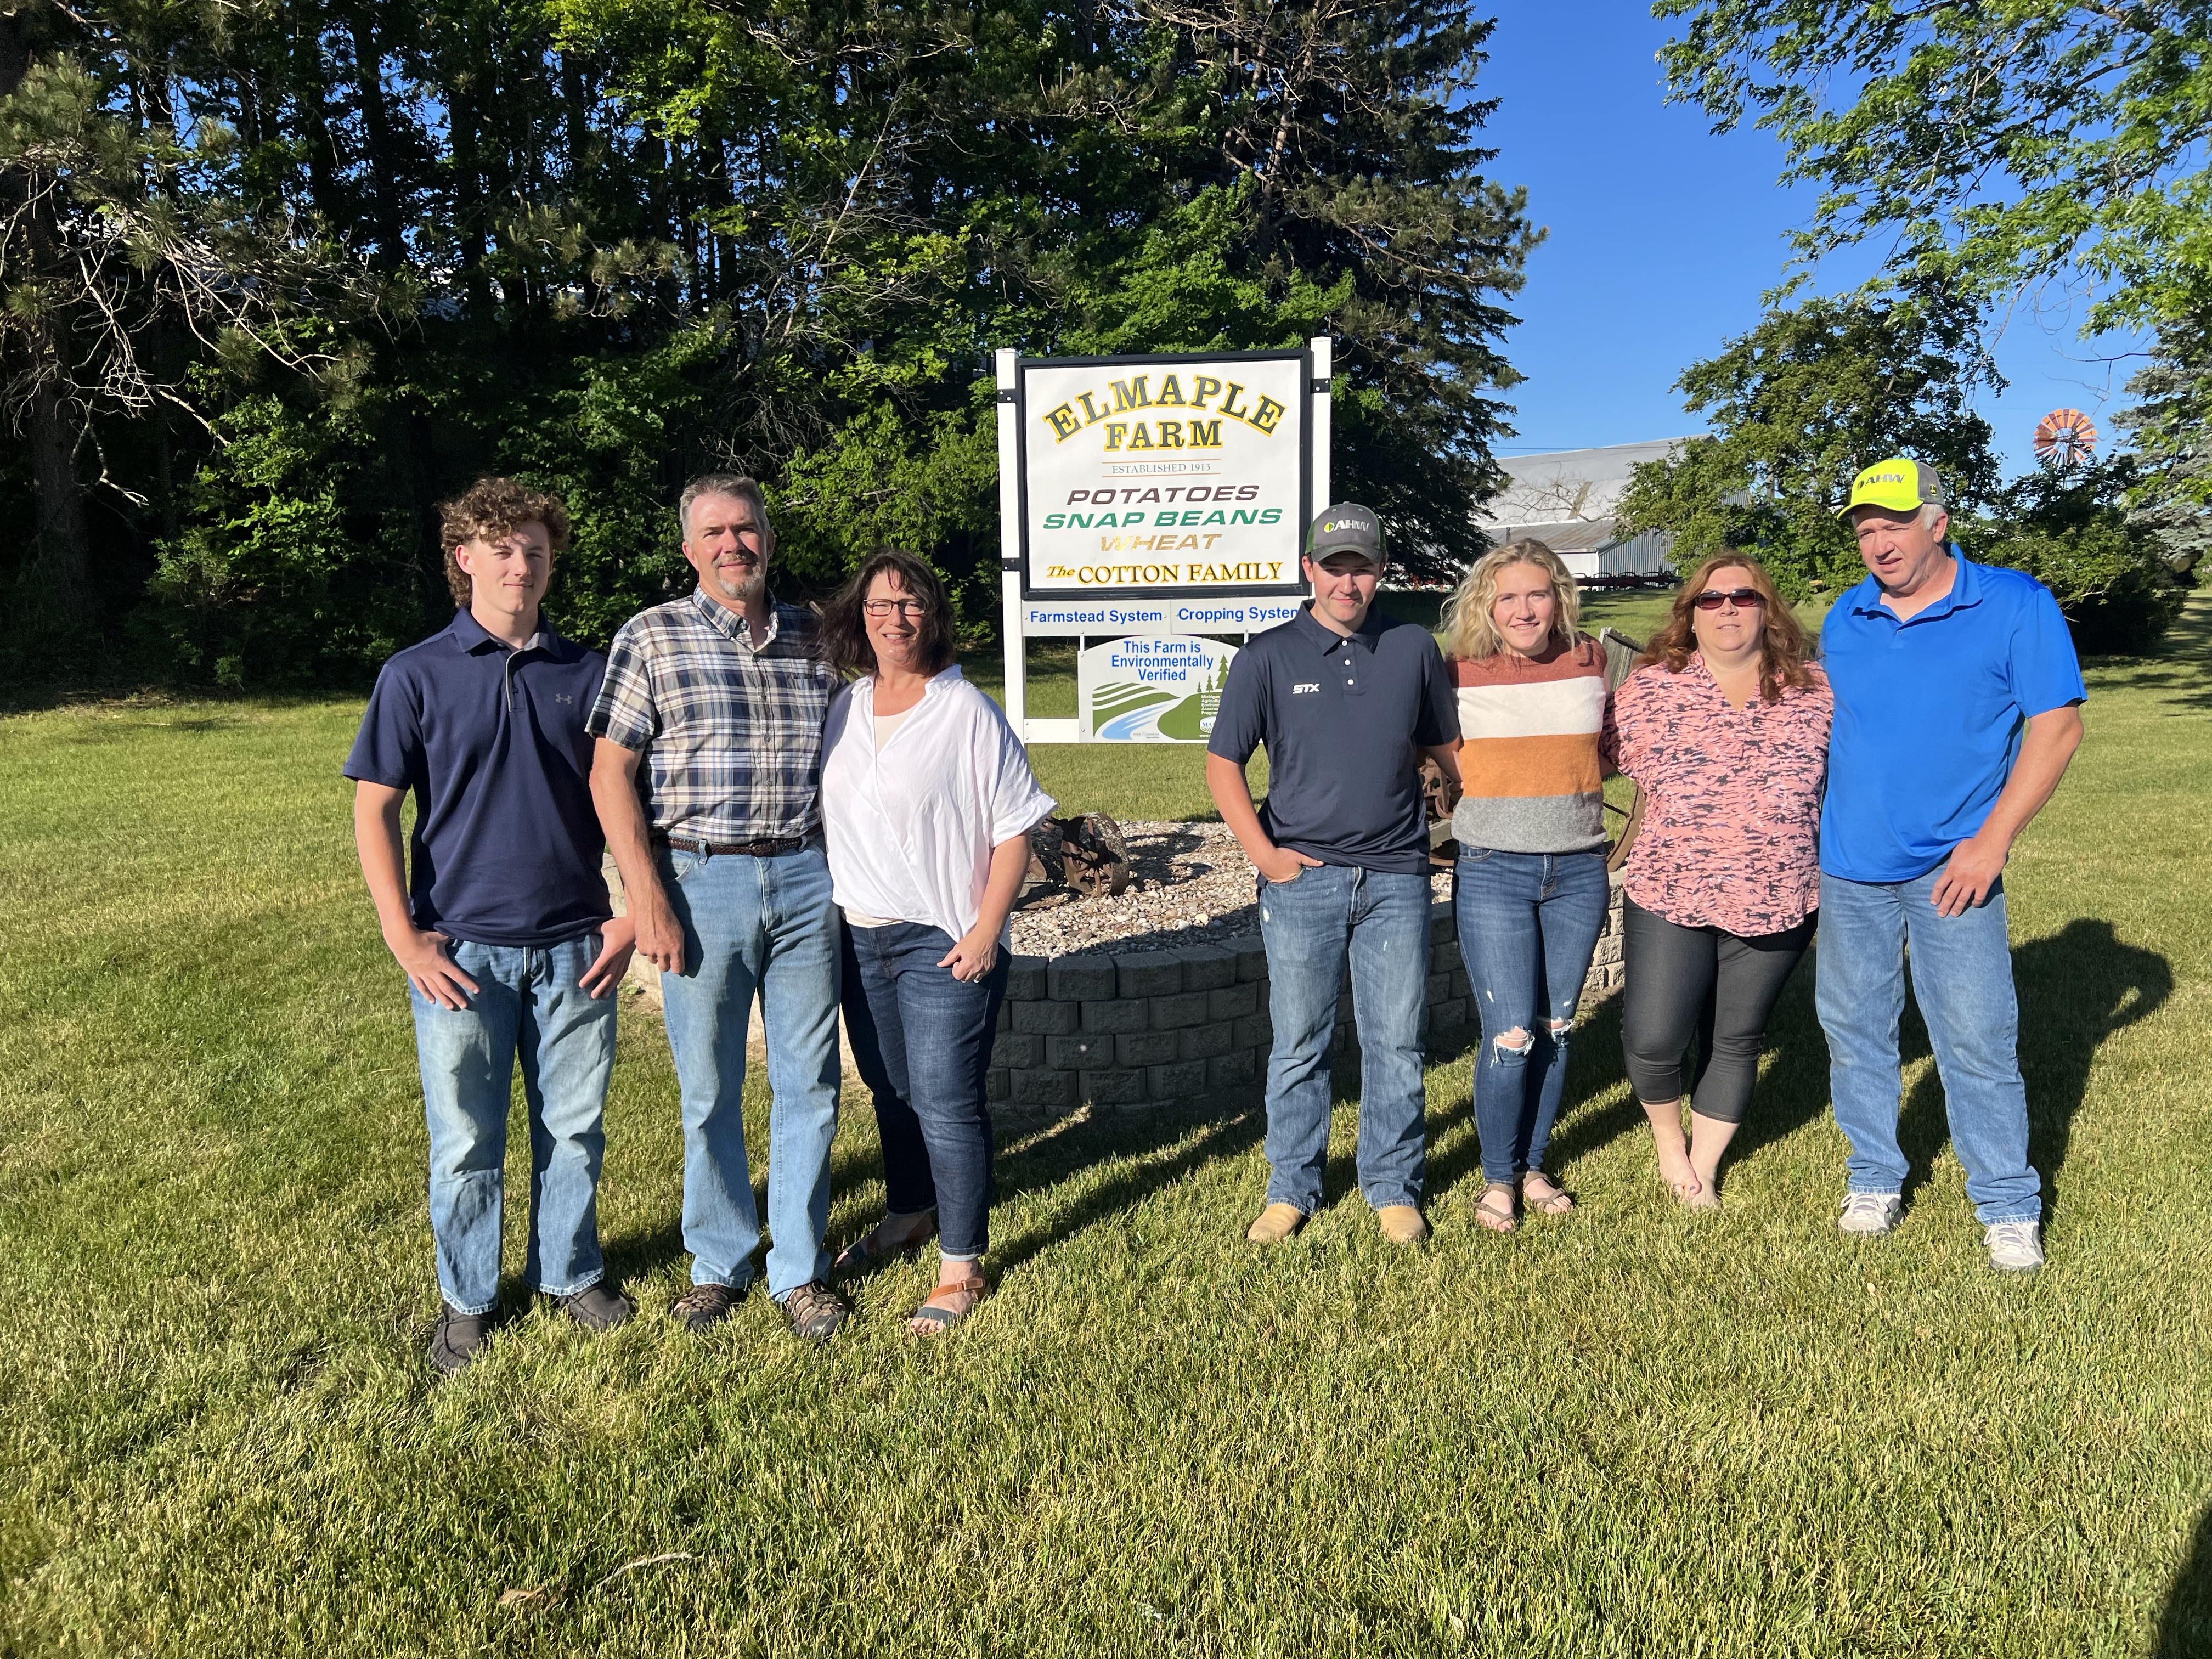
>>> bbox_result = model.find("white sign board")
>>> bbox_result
[993,338,1330,741]
[1019,595,1307,637]
[1077,636,1238,742]
[1019,352,1309,597]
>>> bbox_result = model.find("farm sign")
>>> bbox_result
[1016,351,1311,598]
[990,338,1330,742]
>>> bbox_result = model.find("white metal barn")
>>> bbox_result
[1476,439,1689,581]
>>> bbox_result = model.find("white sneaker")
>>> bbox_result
[1837,1191,1903,1235]
[1985,1220,2045,1273]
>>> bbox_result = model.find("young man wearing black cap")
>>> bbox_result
[1205,504,1462,1244]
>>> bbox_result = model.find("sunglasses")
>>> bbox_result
[1693,588,1767,611]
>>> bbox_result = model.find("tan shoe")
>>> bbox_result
[1246,1203,1307,1244]
[1376,1204,1430,1245]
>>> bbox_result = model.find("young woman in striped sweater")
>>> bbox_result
[1441,540,1611,1233]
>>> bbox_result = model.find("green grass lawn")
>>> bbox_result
[3,600,2209,1655]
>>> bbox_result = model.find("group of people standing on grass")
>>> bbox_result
[1208,457,2083,1274]
[349,475,1054,1371]
[348,454,2084,1376]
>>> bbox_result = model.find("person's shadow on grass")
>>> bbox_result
[2156,1498,2212,1656]
[984,1099,1268,1274]
[1896,917,2169,1222]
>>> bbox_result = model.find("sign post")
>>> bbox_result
[997,336,1330,743]
[994,346,1026,737]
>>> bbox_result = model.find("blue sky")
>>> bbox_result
[1479,3,2149,474]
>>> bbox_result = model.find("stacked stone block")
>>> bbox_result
[990,871,1629,1114]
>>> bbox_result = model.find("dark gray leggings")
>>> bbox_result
[1620,898,1815,1125]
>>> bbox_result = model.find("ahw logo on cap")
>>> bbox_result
[1307,502,1386,560]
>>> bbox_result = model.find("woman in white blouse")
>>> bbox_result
[817,551,1056,1334]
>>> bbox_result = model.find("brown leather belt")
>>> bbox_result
[655,833,808,857]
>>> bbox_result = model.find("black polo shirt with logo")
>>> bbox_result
[1206,603,1458,875]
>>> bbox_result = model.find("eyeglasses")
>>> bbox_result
[1693,589,1767,611]
[862,599,929,617]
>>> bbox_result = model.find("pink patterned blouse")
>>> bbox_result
[1603,656,1834,936]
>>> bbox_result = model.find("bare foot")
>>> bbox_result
[1653,1142,1702,1203]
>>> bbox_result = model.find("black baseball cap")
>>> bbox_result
[1306,503,1385,565]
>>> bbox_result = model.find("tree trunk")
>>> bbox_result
[451,81,493,319]
[1,3,94,632]
[341,7,406,269]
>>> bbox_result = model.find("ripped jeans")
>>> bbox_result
[1455,848,1609,1186]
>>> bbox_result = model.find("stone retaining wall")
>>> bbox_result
[990,870,1626,1115]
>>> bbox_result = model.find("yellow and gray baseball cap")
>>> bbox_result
[1839,456,1946,517]
[1307,503,1386,563]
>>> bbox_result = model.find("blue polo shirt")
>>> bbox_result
[1820,551,2085,884]
[1207,603,1458,874]
[344,610,613,946]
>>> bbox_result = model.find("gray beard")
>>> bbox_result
[708,566,766,606]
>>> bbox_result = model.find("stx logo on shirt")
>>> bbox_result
[1292,682,1320,694]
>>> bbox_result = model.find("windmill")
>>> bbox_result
[2033,408,2097,471]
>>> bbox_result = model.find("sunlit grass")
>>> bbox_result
[1,600,2206,1655]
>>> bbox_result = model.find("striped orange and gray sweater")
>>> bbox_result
[1447,636,1609,854]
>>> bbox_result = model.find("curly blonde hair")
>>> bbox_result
[1440,539,1582,660]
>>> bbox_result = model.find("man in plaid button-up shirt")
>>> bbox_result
[589,475,848,1343]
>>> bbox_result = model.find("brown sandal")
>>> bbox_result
[1472,1183,1518,1234]
[833,1212,937,1279]
[1521,1170,1575,1217]
[907,1272,988,1335]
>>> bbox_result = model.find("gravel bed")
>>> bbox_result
[1007,821,1453,958]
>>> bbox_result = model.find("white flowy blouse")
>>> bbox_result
[820,667,1056,943]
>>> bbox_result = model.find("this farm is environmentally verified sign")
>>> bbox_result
[1077,636,1239,743]
[1018,351,1309,598]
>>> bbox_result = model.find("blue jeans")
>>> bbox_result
[657,844,843,1300]
[840,921,1011,1259]
[1815,870,2040,1224]
[1455,848,1609,1186]
[409,930,618,1315]
[1255,864,1432,1214]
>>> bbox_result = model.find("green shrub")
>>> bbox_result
[1961,461,2190,656]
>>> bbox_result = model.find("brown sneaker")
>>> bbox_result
[1376,1204,1430,1245]
[1246,1203,1307,1244]
[781,1279,847,1344]
[670,1282,743,1331]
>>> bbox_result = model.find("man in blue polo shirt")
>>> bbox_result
[1819,456,2085,1272]
[1207,504,1461,1246]
[346,478,638,1373]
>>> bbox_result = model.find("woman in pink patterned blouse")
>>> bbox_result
[1605,553,1832,1207]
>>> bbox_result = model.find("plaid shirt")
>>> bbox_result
[587,590,838,842]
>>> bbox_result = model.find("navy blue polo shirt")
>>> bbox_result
[1207,603,1458,874]
[1821,551,2085,884]
[343,610,614,946]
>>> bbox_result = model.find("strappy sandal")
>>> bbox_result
[833,1212,937,1279]
[1521,1170,1575,1217]
[1472,1183,1518,1234]
[907,1272,988,1336]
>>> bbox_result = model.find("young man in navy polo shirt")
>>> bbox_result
[1206,505,1461,1246]
[347,478,639,1373]
[1819,457,2085,1272]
